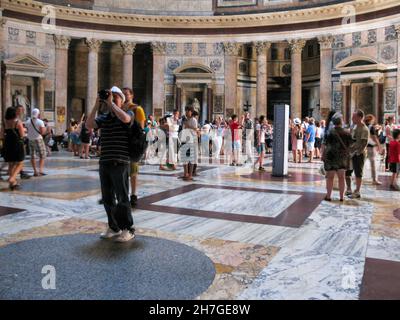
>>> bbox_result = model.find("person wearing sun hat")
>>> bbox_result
[290,117,304,163]
[86,86,136,243]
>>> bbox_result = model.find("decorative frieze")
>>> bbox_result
[151,42,167,55]
[333,91,343,111]
[120,41,136,55]
[184,43,193,56]
[198,43,207,56]
[40,51,50,64]
[288,39,306,54]
[8,27,18,41]
[223,42,241,56]
[384,88,396,111]
[167,59,180,71]
[213,43,224,55]
[385,25,397,41]
[334,50,351,66]
[380,43,397,63]
[54,35,71,50]
[85,38,102,52]
[368,30,377,44]
[333,35,345,49]
[209,59,222,71]
[214,95,224,113]
[166,42,177,55]
[352,32,361,47]
[26,30,36,45]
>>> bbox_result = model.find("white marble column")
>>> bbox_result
[5,74,11,109]
[36,77,45,114]
[318,35,334,120]
[223,42,240,115]
[395,25,400,119]
[288,39,306,119]
[151,42,166,115]
[253,41,270,118]
[120,41,136,89]
[54,35,71,134]
[85,38,102,114]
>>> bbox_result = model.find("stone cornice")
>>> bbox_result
[120,41,136,55]
[2,0,400,29]
[54,35,71,49]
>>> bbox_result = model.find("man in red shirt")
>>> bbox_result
[389,129,400,190]
[229,114,243,166]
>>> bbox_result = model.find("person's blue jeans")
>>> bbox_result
[99,161,133,232]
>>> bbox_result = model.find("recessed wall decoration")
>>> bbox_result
[384,89,396,111]
[166,43,177,55]
[167,59,180,71]
[380,44,396,62]
[8,27,19,41]
[213,43,224,56]
[368,30,377,44]
[385,25,397,41]
[26,31,36,45]
[352,32,361,47]
[210,59,222,71]
[333,92,343,111]
[198,43,207,56]
[184,43,193,56]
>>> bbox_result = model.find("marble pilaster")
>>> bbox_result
[341,79,351,124]
[372,76,384,123]
[288,39,306,119]
[85,38,102,114]
[120,41,136,89]
[5,73,11,109]
[223,42,240,116]
[253,41,270,118]
[151,42,166,115]
[318,35,334,120]
[54,35,71,134]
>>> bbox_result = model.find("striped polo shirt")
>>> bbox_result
[95,110,133,164]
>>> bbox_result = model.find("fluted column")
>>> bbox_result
[223,42,240,115]
[4,73,11,109]
[54,35,71,134]
[254,41,270,117]
[288,39,306,119]
[85,38,102,114]
[120,41,136,89]
[395,25,400,118]
[341,79,351,125]
[151,42,166,115]
[318,35,334,120]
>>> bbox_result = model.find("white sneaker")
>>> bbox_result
[100,228,122,239]
[114,229,135,243]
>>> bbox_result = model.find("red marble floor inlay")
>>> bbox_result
[0,206,25,217]
[136,184,325,228]
[241,171,324,182]
[393,209,400,221]
[360,258,400,300]
[139,166,217,177]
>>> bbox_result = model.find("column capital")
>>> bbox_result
[372,75,384,84]
[395,25,400,39]
[223,42,241,56]
[341,79,351,86]
[85,38,102,52]
[317,34,334,50]
[120,41,136,55]
[151,42,167,55]
[54,35,71,50]
[288,39,307,54]
[253,41,271,55]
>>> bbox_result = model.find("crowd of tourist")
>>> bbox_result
[1,86,400,241]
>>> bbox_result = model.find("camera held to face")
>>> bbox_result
[98,89,110,101]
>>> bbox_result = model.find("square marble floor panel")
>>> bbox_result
[153,187,301,218]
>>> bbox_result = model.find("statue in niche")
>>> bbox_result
[13,89,30,110]
[192,98,200,114]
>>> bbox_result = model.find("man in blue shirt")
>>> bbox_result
[305,117,316,163]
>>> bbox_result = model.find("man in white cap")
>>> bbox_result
[25,108,47,176]
[87,86,136,243]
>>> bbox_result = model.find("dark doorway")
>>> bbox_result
[268,89,290,121]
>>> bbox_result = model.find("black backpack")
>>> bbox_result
[129,120,148,162]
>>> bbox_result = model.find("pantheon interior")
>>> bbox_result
[0,0,400,301]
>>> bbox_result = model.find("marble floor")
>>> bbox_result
[0,151,399,300]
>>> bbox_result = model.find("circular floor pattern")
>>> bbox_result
[0,234,216,300]
[16,177,100,193]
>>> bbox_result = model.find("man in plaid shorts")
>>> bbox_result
[25,108,47,176]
